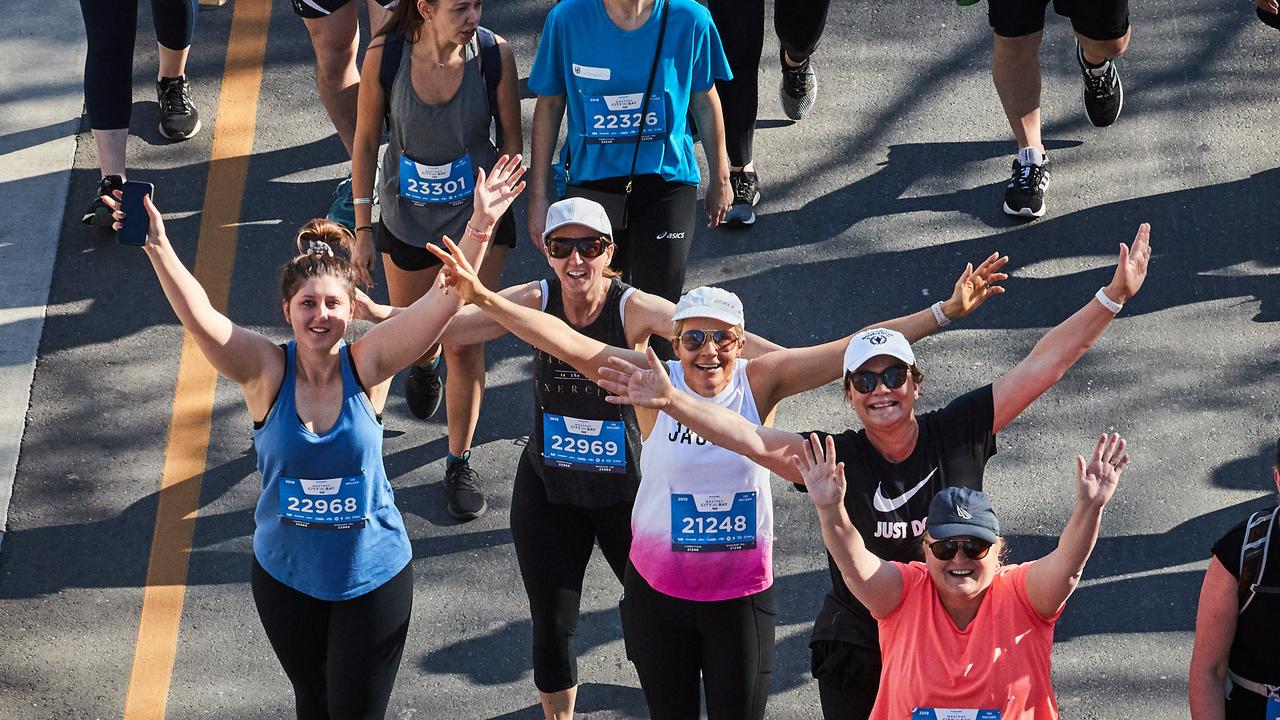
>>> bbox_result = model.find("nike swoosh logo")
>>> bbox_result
[872,467,938,513]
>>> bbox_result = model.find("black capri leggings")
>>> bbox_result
[621,563,775,720]
[707,0,832,166]
[78,0,198,130]
[510,452,634,693]
[571,175,697,306]
[251,558,413,719]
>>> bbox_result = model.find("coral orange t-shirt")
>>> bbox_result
[871,561,1063,720]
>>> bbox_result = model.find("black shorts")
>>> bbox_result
[290,0,397,20]
[374,211,517,272]
[988,0,1129,41]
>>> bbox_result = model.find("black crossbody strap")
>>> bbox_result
[625,0,668,197]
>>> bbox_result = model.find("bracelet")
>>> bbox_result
[352,197,373,206]
[930,301,951,328]
[1094,287,1123,314]
[355,225,373,233]
[466,222,493,241]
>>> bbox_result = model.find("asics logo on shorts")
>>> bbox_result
[871,468,937,513]
[655,231,686,240]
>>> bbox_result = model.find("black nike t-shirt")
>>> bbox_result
[801,384,997,650]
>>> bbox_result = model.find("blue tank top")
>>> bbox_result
[252,341,412,601]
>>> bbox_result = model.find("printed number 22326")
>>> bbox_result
[592,112,659,130]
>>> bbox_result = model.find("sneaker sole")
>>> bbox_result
[1003,201,1046,219]
[448,498,488,521]
[158,117,202,142]
[1085,72,1123,128]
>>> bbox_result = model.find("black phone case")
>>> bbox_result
[117,181,154,246]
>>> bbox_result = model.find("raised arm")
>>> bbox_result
[747,252,1009,411]
[528,95,566,250]
[1188,558,1236,720]
[689,87,730,228]
[991,224,1151,432]
[352,155,526,386]
[428,237,647,382]
[350,37,388,288]
[1025,433,1128,618]
[353,281,544,347]
[110,193,280,392]
[596,349,808,481]
[794,433,903,619]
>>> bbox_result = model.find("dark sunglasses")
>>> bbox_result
[546,235,611,259]
[847,365,911,394]
[677,328,741,352]
[927,538,993,561]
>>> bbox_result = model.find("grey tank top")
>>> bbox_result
[379,36,498,248]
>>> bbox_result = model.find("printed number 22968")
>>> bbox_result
[287,497,359,515]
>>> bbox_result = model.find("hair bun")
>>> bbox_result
[294,219,354,258]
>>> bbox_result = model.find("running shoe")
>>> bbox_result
[444,454,487,521]
[81,174,124,229]
[156,75,201,141]
[404,362,443,420]
[1076,41,1123,128]
[1002,151,1050,219]
[779,50,817,121]
[326,176,356,230]
[722,170,760,227]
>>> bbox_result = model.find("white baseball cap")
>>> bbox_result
[672,286,745,327]
[843,328,915,373]
[542,197,613,240]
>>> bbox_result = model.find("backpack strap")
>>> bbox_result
[1238,505,1279,614]
[476,26,504,148]
[378,30,406,128]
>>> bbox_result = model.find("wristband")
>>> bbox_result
[466,222,492,241]
[355,225,373,234]
[1094,287,1123,314]
[353,197,373,206]
[930,301,951,328]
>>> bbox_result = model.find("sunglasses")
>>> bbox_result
[677,328,742,352]
[847,365,912,394]
[546,235,611,259]
[927,538,993,561]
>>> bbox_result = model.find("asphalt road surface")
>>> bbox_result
[1,0,1278,718]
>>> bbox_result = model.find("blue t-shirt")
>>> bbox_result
[528,0,731,186]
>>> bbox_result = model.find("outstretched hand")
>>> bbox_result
[1106,223,1152,303]
[472,154,528,228]
[945,252,1009,320]
[104,191,168,249]
[597,347,674,408]
[425,234,488,304]
[1075,433,1128,509]
[791,433,847,510]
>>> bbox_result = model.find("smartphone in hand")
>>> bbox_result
[117,181,155,246]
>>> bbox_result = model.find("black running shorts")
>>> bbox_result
[290,0,397,20]
[988,0,1129,41]
[374,211,517,272]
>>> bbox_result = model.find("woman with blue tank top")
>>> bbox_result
[526,0,734,319]
[426,236,1006,720]
[104,157,526,719]
[351,0,523,523]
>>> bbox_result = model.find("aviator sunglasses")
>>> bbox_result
[546,235,611,259]
[677,328,742,352]
[927,538,993,561]
[847,364,912,394]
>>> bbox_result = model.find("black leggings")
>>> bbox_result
[707,0,833,166]
[621,563,775,720]
[510,453,634,693]
[811,640,881,720]
[78,0,198,130]
[572,175,697,306]
[251,558,413,719]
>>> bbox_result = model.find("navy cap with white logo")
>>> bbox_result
[926,486,1000,543]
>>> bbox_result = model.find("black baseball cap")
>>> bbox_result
[926,487,1000,543]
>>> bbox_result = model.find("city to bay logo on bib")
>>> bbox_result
[603,93,644,111]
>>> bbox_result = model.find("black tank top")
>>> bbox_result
[525,277,642,508]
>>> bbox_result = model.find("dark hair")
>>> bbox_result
[280,220,360,302]
[843,364,925,394]
[378,0,433,43]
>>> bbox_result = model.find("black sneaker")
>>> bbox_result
[722,170,760,227]
[444,455,487,521]
[81,174,124,229]
[779,50,817,121]
[1002,154,1050,219]
[1076,42,1122,128]
[157,75,201,141]
[404,362,443,419]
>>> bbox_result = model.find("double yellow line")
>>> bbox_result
[122,0,271,716]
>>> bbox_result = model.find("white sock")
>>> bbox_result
[1087,60,1111,77]
[1017,146,1046,167]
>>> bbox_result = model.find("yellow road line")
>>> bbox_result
[122,0,271,717]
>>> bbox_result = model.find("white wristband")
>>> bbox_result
[1094,287,1123,314]
[352,197,373,206]
[930,301,951,328]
